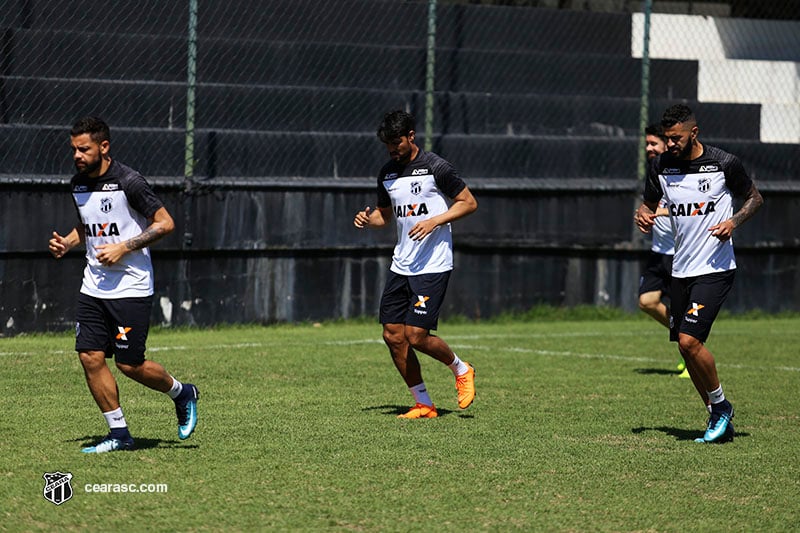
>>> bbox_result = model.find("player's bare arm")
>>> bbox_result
[95,207,175,266]
[49,226,83,259]
[408,186,478,241]
[709,183,764,241]
[354,206,391,229]
[634,201,659,233]
[127,207,175,250]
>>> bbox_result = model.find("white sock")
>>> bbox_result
[708,385,726,405]
[166,376,183,399]
[707,404,713,414]
[409,382,433,407]
[448,353,470,376]
[103,407,128,430]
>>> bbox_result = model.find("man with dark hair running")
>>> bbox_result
[635,104,763,443]
[639,124,689,378]
[49,116,199,453]
[354,110,478,418]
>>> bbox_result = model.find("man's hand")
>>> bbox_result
[408,219,439,241]
[48,231,71,259]
[95,242,128,266]
[353,206,372,229]
[709,220,735,241]
[634,204,657,234]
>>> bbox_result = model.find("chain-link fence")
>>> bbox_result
[1,0,800,331]
[1,0,799,184]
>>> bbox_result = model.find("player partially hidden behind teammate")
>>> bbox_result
[354,110,478,418]
[49,116,199,453]
[638,124,689,378]
[635,104,763,443]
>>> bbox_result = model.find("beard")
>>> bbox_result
[678,141,693,159]
[668,141,693,160]
[75,158,102,175]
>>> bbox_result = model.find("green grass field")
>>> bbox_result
[1,315,799,531]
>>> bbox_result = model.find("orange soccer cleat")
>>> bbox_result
[455,363,476,409]
[397,403,438,419]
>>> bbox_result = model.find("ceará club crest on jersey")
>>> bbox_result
[100,197,113,213]
[697,177,711,193]
[410,181,422,195]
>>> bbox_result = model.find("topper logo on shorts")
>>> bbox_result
[687,302,705,316]
[394,203,429,217]
[414,296,430,314]
[414,295,430,308]
[116,326,132,340]
[670,201,716,217]
[85,222,120,237]
[115,326,132,350]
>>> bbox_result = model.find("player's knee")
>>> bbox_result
[115,360,142,378]
[677,334,701,357]
[78,351,105,371]
[382,328,405,349]
[638,293,658,312]
[404,328,429,349]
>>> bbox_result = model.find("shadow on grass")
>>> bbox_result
[69,435,199,451]
[631,426,749,442]
[363,404,470,418]
[635,368,683,376]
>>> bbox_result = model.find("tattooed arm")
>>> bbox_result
[126,207,175,251]
[95,207,175,266]
[709,183,764,241]
[730,183,764,229]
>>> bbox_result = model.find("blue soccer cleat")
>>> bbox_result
[695,401,734,444]
[82,434,135,454]
[175,383,199,440]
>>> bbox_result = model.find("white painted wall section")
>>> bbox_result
[631,13,800,143]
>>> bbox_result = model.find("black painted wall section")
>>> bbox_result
[1,179,798,335]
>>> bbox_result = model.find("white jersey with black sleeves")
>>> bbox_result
[644,145,753,278]
[70,160,165,298]
[377,150,467,276]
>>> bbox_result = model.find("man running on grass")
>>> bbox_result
[49,116,198,452]
[354,110,478,418]
[635,104,763,443]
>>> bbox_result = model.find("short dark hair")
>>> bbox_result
[70,116,110,144]
[377,110,415,143]
[645,123,666,141]
[661,104,695,129]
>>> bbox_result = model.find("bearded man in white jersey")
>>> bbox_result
[353,110,478,418]
[639,124,672,328]
[49,116,199,453]
[635,104,763,443]
[639,124,690,378]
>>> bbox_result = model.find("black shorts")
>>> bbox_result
[75,293,153,365]
[639,251,673,296]
[669,270,735,343]
[379,270,451,331]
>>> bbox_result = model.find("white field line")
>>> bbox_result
[3,335,799,373]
